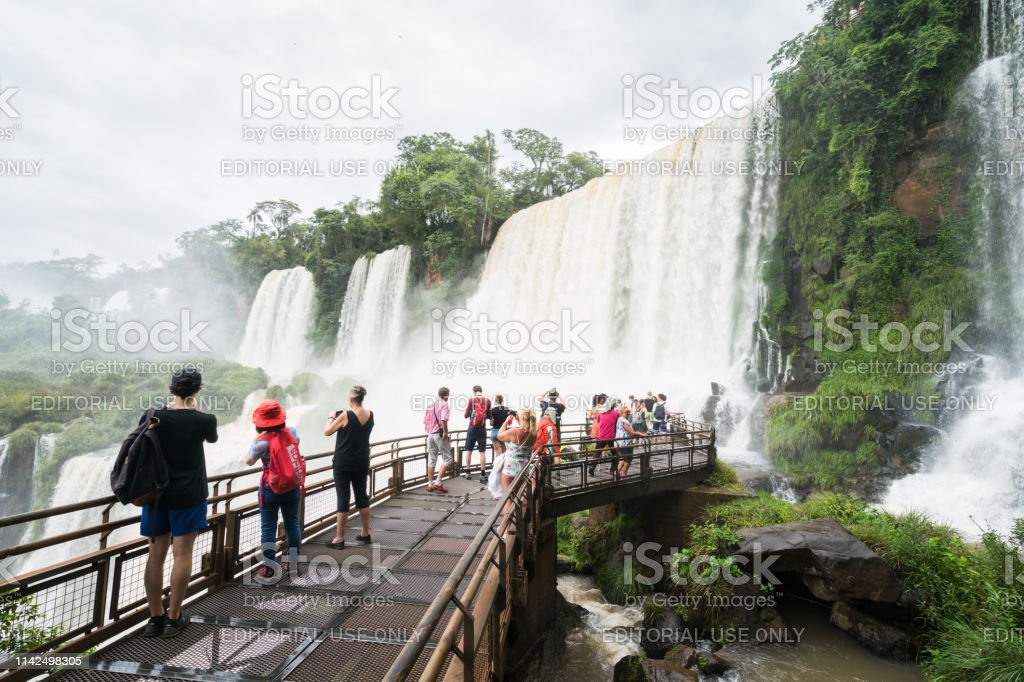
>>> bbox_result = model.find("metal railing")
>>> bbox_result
[382,417,716,682]
[0,414,715,681]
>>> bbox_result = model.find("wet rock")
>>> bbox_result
[733,519,904,604]
[811,253,835,281]
[613,655,698,682]
[783,347,825,393]
[640,601,697,659]
[830,601,921,661]
[663,644,696,667]
[701,649,735,675]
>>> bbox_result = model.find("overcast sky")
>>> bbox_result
[0,0,818,268]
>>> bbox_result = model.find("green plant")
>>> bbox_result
[0,591,63,654]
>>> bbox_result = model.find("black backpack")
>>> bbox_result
[653,403,666,421]
[110,409,169,506]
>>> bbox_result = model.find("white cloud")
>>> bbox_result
[0,0,817,265]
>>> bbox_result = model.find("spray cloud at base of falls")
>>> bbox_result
[236,266,317,381]
[883,0,1024,534]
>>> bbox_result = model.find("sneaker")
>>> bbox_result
[161,615,187,638]
[356,534,372,545]
[425,483,435,492]
[255,565,276,583]
[478,472,488,483]
[143,614,166,637]
[326,539,346,550]
[433,483,449,494]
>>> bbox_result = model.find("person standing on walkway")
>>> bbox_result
[615,404,648,480]
[652,393,669,442]
[141,368,218,639]
[324,385,374,549]
[498,408,538,492]
[535,406,561,463]
[489,394,512,458]
[538,389,565,439]
[589,398,620,476]
[423,386,452,493]
[463,385,492,483]
[246,400,302,583]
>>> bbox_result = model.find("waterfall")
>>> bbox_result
[883,2,1024,534]
[464,106,781,417]
[237,267,317,381]
[334,255,370,359]
[334,246,412,372]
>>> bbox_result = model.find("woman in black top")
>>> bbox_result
[489,395,511,458]
[142,368,218,639]
[323,385,374,549]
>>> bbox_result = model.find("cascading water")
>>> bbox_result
[884,0,1024,534]
[334,255,370,360]
[334,245,411,373]
[237,267,317,381]
[463,106,782,419]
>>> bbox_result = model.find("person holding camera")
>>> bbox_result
[324,385,374,549]
[538,388,565,439]
[498,407,537,492]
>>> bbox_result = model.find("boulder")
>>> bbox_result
[784,347,826,393]
[663,644,696,667]
[701,649,735,675]
[733,519,903,604]
[830,601,921,661]
[640,602,699,659]
[613,655,698,682]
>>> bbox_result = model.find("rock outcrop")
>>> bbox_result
[733,519,904,604]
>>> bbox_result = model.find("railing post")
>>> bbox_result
[92,557,109,633]
[223,509,240,582]
[462,611,475,680]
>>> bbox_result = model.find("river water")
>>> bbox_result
[545,574,924,682]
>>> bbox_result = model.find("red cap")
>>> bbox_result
[252,399,286,429]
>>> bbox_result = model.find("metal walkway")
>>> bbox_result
[0,416,715,682]
[53,477,496,681]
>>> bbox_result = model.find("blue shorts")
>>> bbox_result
[141,501,208,537]
[652,421,667,433]
[489,427,499,442]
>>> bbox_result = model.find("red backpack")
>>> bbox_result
[469,396,489,428]
[260,429,306,494]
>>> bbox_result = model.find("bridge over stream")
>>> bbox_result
[0,415,715,682]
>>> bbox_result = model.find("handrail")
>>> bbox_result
[382,458,536,681]
[0,413,714,682]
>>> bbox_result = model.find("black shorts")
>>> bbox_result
[618,446,634,464]
[465,426,488,453]
[334,467,370,511]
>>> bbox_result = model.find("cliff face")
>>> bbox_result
[755,0,981,494]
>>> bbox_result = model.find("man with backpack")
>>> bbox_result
[246,399,304,584]
[652,393,669,442]
[139,368,218,639]
[463,385,492,482]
